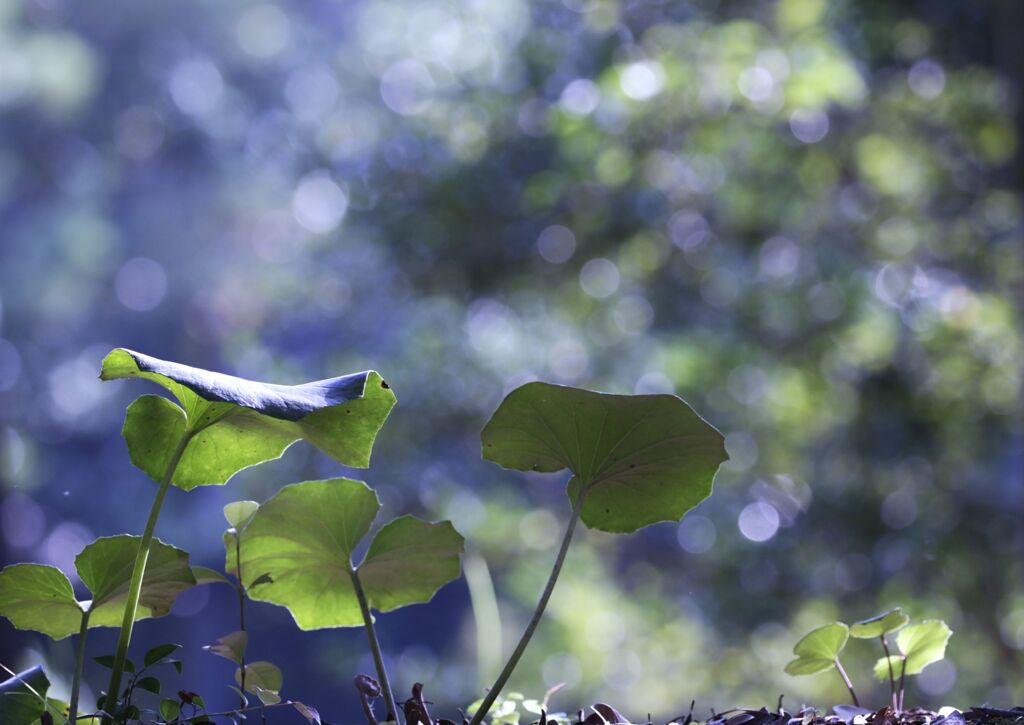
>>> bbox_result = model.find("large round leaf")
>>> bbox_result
[233,478,464,629]
[850,608,909,639]
[480,382,728,533]
[101,348,396,490]
[785,622,849,676]
[873,620,952,680]
[0,536,197,640]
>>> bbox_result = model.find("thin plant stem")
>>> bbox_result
[235,532,247,711]
[897,656,907,711]
[468,488,587,725]
[349,567,400,724]
[69,608,91,723]
[102,430,194,724]
[833,658,860,707]
[880,636,897,710]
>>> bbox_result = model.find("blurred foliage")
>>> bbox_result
[0,0,1021,721]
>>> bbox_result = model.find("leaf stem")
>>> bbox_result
[833,658,860,707]
[468,487,587,725]
[349,566,400,724]
[880,636,897,710]
[102,430,193,724]
[235,533,247,711]
[69,607,91,723]
[897,655,907,711]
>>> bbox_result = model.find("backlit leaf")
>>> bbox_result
[873,620,952,680]
[0,666,50,725]
[234,478,464,629]
[236,661,282,705]
[785,622,849,677]
[850,608,909,639]
[480,382,728,533]
[101,348,396,491]
[204,631,248,665]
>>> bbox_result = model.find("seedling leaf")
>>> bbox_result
[0,536,196,640]
[235,661,282,705]
[873,620,952,680]
[785,622,849,676]
[0,665,50,725]
[233,478,464,629]
[204,631,248,665]
[223,501,260,531]
[144,643,181,668]
[850,608,909,639]
[480,382,728,533]
[102,348,396,490]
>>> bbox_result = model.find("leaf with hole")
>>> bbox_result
[480,382,728,533]
[873,620,952,680]
[101,348,396,490]
[850,608,909,639]
[231,478,464,629]
[785,622,850,676]
[0,536,196,640]
[235,661,282,705]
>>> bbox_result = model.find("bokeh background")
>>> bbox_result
[1,0,1022,721]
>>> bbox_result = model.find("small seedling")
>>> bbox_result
[786,613,952,712]
[785,622,860,706]
[95,348,395,720]
[230,477,465,723]
[872,619,953,711]
[470,382,728,725]
[0,535,199,723]
[849,607,910,709]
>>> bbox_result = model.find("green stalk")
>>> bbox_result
[235,532,247,710]
[349,567,400,724]
[880,636,897,710]
[468,489,586,725]
[69,608,91,723]
[833,658,860,707]
[101,431,193,724]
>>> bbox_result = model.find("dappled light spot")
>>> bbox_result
[115,257,167,312]
[1,492,45,550]
[677,514,717,554]
[169,58,224,117]
[579,258,620,298]
[537,225,576,263]
[292,172,348,234]
[738,501,780,542]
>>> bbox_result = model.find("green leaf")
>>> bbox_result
[76,535,197,629]
[102,348,396,491]
[293,702,322,724]
[0,666,50,725]
[135,677,161,695]
[159,698,180,721]
[234,478,464,629]
[204,631,248,665]
[850,608,909,639]
[873,620,952,680]
[0,564,84,640]
[480,382,728,533]
[223,501,260,531]
[95,656,135,674]
[144,644,181,668]
[236,662,282,705]
[0,535,195,640]
[785,622,849,676]
[190,567,230,586]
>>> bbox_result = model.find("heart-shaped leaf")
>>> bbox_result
[101,349,396,490]
[785,622,849,676]
[204,631,248,665]
[236,661,282,705]
[232,478,464,629]
[480,382,728,533]
[850,608,909,639]
[0,536,196,640]
[224,501,260,531]
[873,620,952,680]
[0,666,50,725]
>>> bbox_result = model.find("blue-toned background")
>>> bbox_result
[1,0,1022,721]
